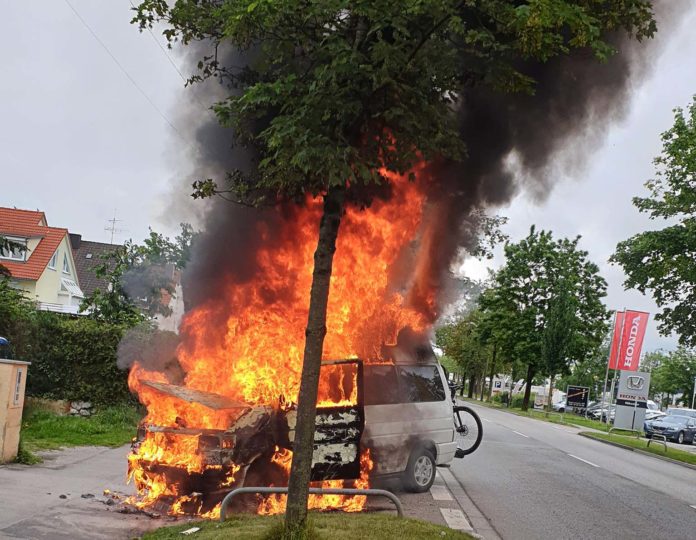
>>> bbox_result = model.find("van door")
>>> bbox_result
[282,359,364,481]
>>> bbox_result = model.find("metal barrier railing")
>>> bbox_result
[608,427,642,438]
[219,487,404,522]
[647,433,668,451]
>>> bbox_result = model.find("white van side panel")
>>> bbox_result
[364,399,454,475]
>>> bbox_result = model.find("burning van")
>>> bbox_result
[128,345,455,514]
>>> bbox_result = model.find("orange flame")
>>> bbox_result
[128,168,431,515]
[257,449,374,515]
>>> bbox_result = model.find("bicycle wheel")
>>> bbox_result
[453,405,483,456]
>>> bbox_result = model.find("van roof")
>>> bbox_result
[381,344,437,365]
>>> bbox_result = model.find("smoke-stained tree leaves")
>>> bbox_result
[81,224,195,326]
[132,0,655,532]
[612,96,696,347]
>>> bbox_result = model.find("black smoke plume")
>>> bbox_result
[172,3,679,329]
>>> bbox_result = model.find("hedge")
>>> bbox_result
[17,312,132,406]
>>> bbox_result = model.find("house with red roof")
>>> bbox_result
[0,207,84,314]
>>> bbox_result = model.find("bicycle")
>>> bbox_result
[448,383,483,458]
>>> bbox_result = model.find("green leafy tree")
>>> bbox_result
[613,97,696,347]
[558,338,610,401]
[436,309,489,397]
[481,228,609,410]
[651,348,696,407]
[0,273,34,356]
[640,349,668,400]
[132,0,655,530]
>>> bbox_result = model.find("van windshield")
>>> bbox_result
[397,365,446,403]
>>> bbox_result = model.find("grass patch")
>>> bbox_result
[14,438,42,464]
[20,403,140,453]
[581,431,696,466]
[142,513,474,540]
[463,397,611,432]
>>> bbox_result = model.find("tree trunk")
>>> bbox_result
[467,373,475,398]
[487,343,497,402]
[285,187,345,532]
[546,373,554,416]
[522,364,535,411]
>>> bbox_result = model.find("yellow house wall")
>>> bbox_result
[34,235,81,304]
[9,279,36,299]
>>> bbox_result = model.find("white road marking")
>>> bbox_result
[690,505,696,510]
[440,508,473,531]
[482,418,491,423]
[512,430,529,438]
[429,484,453,501]
[568,454,600,468]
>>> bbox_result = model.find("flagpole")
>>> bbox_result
[607,307,627,426]
[600,311,618,426]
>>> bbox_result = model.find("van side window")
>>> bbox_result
[363,365,400,405]
[397,366,445,403]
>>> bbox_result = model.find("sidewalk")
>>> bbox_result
[0,445,162,540]
[371,468,494,538]
[0,445,489,539]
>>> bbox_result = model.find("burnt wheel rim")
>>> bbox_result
[414,456,433,486]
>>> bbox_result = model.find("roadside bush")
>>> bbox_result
[23,313,132,406]
[510,392,536,409]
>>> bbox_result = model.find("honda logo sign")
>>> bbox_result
[627,376,645,391]
[614,370,651,431]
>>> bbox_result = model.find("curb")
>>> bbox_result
[578,432,696,471]
[437,467,501,540]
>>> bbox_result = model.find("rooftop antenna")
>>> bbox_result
[105,209,125,244]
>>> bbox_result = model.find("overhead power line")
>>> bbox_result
[63,0,183,138]
[129,0,188,84]
[128,0,212,115]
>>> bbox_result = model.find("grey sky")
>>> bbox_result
[2,1,695,353]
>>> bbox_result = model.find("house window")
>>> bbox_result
[63,253,70,274]
[0,236,27,261]
[48,251,57,269]
[13,368,23,406]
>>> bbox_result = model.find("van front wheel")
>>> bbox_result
[403,448,436,493]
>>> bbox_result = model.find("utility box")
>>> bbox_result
[0,359,30,463]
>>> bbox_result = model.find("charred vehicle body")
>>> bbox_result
[130,347,455,512]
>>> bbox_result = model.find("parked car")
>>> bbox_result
[552,400,567,413]
[666,407,696,419]
[0,336,11,360]
[644,415,696,444]
[590,405,615,422]
[645,410,666,421]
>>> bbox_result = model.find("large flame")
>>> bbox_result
[128,167,432,515]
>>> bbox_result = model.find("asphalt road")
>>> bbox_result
[450,403,696,540]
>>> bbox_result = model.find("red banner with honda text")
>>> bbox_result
[617,310,649,371]
[608,311,625,370]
